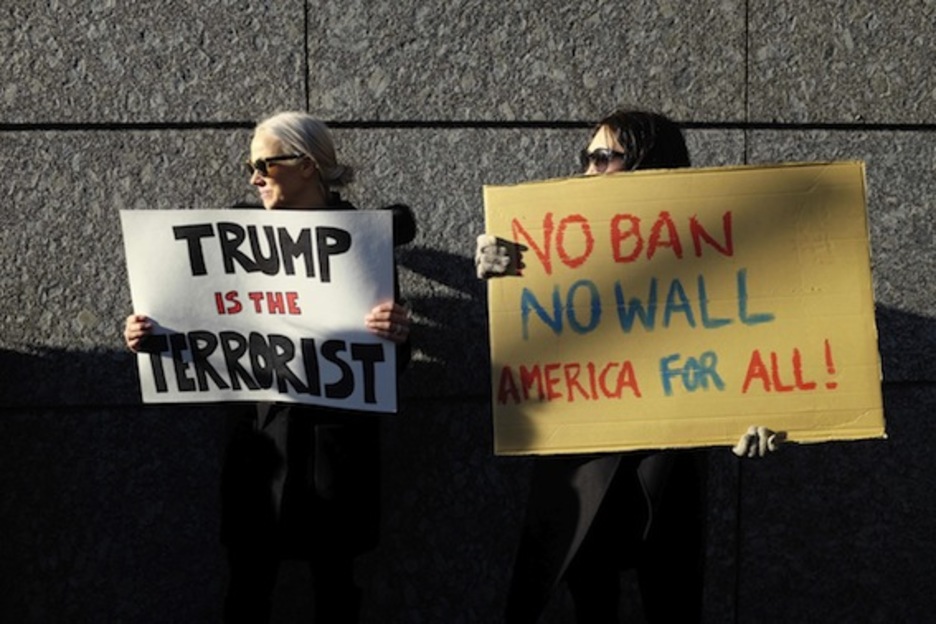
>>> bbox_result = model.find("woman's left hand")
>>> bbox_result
[733,425,787,458]
[365,301,411,344]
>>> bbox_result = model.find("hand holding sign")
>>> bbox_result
[124,313,153,353]
[365,301,411,344]
[732,426,787,458]
[474,233,527,279]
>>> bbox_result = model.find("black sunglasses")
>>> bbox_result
[579,148,627,173]
[245,154,304,176]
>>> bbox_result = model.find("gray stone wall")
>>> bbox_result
[2,1,934,622]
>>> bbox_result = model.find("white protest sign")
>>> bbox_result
[120,208,397,412]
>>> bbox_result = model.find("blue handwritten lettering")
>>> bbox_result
[521,286,562,339]
[738,269,775,325]
[614,278,658,332]
[663,278,696,328]
[567,280,602,335]
[659,351,725,396]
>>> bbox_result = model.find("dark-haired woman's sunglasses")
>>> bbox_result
[245,154,304,176]
[579,148,626,173]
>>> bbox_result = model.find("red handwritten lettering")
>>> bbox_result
[742,345,827,393]
[511,213,554,275]
[689,212,734,257]
[556,215,594,268]
[497,360,641,405]
[647,211,683,260]
[214,291,242,315]
[610,214,643,262]
[246,291,302,315]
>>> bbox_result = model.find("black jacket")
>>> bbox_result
[221,197,414,558]
[506,450,705,621]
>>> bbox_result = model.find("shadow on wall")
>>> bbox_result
[395,244,492,399]
[0,296,933,622]
[0,346,142,407]
[0,347,226,623]
[876,305,936,382]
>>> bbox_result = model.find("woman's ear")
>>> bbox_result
[300,157,318,179]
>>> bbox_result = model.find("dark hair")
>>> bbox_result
[592,109,691,170]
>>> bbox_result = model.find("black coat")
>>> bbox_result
[220,402,383,558]
[506,450,706,622]
[220,197,414,560]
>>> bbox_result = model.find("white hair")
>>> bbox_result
[255,112,354,187]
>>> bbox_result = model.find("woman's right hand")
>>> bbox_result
[475,234,511,279]
[124,314,153,353]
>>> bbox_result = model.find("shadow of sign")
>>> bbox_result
[394,245,494,398]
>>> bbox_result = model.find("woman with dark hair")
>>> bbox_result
[478,109,779,623]
[125,111,413,624]
[581,109,691,173]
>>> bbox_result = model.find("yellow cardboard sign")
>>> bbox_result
[483,162,885,455]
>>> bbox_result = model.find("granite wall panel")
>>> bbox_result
[748,0,936,123]
[2,1,305,123]
[307,0,746,122]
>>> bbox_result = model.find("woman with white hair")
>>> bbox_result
[125,111,413,623]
